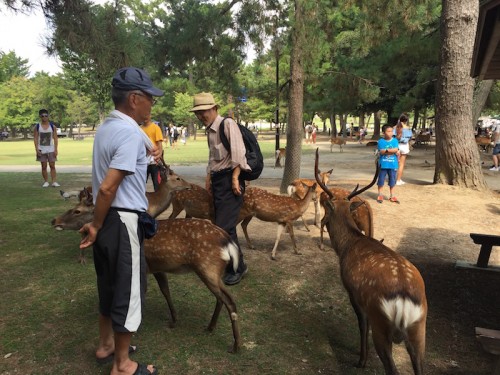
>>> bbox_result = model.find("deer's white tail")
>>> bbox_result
[221,239,239,273]
[380,296,424,341]
[286,184,296,196]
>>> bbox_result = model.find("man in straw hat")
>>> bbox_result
[190,92,250,285]
[80,67,163,375]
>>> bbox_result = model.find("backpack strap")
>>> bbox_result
[218,118,231,152]
[36,122,55,132]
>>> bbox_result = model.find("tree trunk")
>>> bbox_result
[280,0,305,193]
[434,0,487,189]
[373,110,382,139]
[331,112,337,137]
[472,79,494,128]
[412,109,419,131]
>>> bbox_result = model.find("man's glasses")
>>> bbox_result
[132,92,157,105]
[40,114,49,117]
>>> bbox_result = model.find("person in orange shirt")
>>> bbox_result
[140,114,164,191]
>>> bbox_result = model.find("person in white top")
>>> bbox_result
[33,109,59,187]
[490,121,500,171]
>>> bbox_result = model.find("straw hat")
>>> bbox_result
[189,92,218,112]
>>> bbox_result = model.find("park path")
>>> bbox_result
[1,140,498,190]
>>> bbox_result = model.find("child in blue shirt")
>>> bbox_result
[377,124,400,203]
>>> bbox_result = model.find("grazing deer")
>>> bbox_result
[475,134,493,153]
[274,147,286,168]
[330,137,346,152]
[169,183,214,221]
[238,185,317,260]
[318,187,373,250]
[314,149,427,375]
[287,169,333,230]
[145,218,241,353]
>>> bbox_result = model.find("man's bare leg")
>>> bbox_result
[112,331,156,375]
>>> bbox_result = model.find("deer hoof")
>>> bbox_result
[227,344,239,354]
[271,255,277,261]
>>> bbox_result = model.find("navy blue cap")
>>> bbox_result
[112,67,164,97]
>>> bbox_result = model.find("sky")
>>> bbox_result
[0,5,62,76]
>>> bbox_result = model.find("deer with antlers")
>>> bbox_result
[237,185,317,260]
[287,169,333,230]
[314,149,427,375]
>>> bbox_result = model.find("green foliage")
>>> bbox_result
[0,77,36,134]
[0,50,29,83]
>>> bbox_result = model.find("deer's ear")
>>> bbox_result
[326,169,333,175]
[350,201,364,212]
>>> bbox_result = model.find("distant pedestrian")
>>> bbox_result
[140,114,164,191]
[305,123,313,144]
[377,124,400,203]
[311,125,317,144]
[34,109,60,187]
[490,121,500,171]
[395,114,413,185]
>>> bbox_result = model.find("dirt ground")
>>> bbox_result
[158,137,500,374]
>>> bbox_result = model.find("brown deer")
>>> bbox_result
[286,169,333,230]
[318,187,373,250]
[274,147,286,168]
[314,149,427,375]
[330,137,346,152]
[169,183,214,221]
[52,172,241,353]
[145,218,241,353]
[238,185,317,260]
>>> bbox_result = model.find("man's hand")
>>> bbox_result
[205,174,212,194]
[148,145,162,163]
[79,222,99,249]
[232,178,242,196]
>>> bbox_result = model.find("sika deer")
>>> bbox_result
[145,218,241,353]
[52,171,240,353]
[330,137,346,152]
[287,169,333,230]
[274,147,286,168]
[314,149,427,375]
[238,185,317,260]
[318,187,373,250]
[169,183,214,221]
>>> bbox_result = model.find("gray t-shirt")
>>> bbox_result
[92,112,148,212]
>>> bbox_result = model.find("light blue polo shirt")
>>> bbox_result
[92,113,148,212]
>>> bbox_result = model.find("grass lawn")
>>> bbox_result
[0,132,291,166]
[0,172,360,375]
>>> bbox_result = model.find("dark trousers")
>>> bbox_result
[211,169,246,274]
[147,164,160,191]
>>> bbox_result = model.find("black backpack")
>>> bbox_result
[219,118,264,181]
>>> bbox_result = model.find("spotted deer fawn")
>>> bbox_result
[238,185,317,260]
[315,149,427,375]
[287,169,333,230]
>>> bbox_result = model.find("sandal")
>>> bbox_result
[377,195,384,203]
[133,363,158,375]
[389,196,400,204]
[96,345,137,364]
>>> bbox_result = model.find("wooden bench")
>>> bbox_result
[456,233,500,272]
[476,327,500,374]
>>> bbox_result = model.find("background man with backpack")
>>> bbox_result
[190,92,250,285]
[33,108,60,187]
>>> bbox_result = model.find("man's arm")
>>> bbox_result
[79,168,127,248]
[34,127,40,156]
[53,128,59,157]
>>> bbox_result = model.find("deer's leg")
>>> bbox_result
[405,319,426,375]
[372,326,399,375]
[240,216,255,249]
[319,216,328,250]
[300,215,310,232]
[348,294,369,368]
[286,222,301,256]
[153,272,177,327]
[330,144,333,153]
[200,272,240,354]
[271,223,286,260]
[314,199,321,227]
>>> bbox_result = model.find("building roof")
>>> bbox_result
[471,0,500,79]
